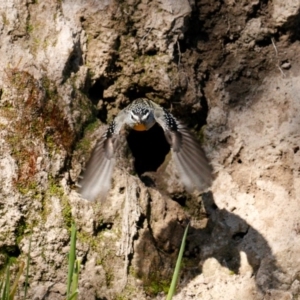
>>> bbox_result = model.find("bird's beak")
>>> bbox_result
[133,123,147,131]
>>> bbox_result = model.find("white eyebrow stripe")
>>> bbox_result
[141,111,150,120]
[130,111,140,121]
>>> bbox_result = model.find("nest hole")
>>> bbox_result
[126,123,170,175]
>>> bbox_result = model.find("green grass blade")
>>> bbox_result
[70,260,80,300]
[166,223,189,300]
[0,271,5,299]
[0,281,3,298]
[4,262,10,300]
[9,261,25,299]
[67,223,77,299]
[24,235,32,300]
[0,280,4,300]
[67,291,78,300]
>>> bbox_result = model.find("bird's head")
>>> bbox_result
[129,108,154,131]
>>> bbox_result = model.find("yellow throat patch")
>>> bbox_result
[133,123,147,131]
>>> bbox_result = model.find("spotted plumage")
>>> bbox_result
[106,121,116,137]
[78,98,213,201]
[162,108,178,131]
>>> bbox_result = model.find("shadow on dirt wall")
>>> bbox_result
[134,191,283,296]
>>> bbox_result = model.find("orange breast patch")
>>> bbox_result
[133,123,147,131]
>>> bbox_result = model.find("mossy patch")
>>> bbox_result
[75,118,100,153]
[15,217,27,246]
[0,249,21,276]
[2,69,75,194]
[143,272,171,296]
[48,176,73,229]
[130,265,172,297]
[61,197,73,229]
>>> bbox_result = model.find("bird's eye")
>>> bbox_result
[141,110,150,121]
[130,112,139,121]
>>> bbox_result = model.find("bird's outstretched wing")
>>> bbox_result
[77,119,122,201]
[154,108,213,192]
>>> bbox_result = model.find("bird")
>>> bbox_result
[77,98,213,201]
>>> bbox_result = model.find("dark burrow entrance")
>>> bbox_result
[126,123,170,175]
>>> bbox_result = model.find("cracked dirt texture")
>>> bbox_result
[0,0,300,299]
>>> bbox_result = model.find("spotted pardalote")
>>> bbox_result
[77,98,213,201]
